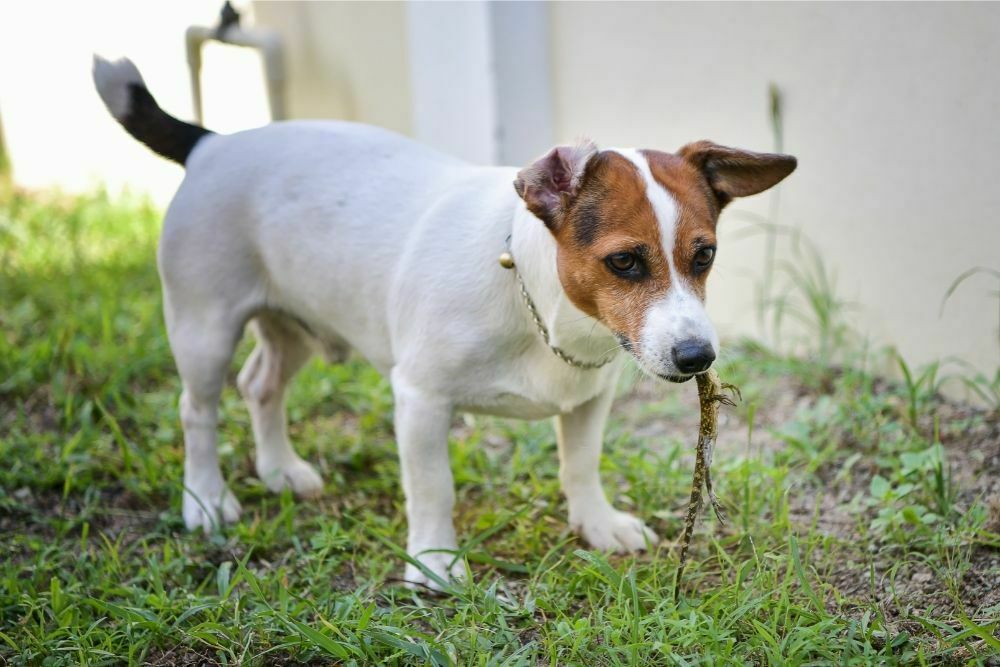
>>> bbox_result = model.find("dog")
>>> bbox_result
[93,56,795,589]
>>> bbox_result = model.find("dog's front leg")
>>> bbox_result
[556,385,659,552]
[391,372,463,590]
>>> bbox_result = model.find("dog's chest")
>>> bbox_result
[459,392,563,420]
[454,350,621,419]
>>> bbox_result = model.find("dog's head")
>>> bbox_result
[514,140,795,382]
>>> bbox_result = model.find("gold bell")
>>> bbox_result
[498,252,515,269]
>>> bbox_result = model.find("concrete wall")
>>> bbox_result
[252,1,411,135]
[549,2,1000,372]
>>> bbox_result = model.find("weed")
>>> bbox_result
[957,365,1000,414]
[940,267,1000,353]
[939,266,1000,411]
[894,353,946,431]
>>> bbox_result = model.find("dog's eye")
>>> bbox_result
[606,252,637,274]
[693,247,715,271]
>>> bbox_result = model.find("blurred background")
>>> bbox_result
[1,0,998,380]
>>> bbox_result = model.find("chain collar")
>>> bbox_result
[499,240,617,370]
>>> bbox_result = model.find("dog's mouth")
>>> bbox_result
[656,372,694,384]
[614,333,696,384]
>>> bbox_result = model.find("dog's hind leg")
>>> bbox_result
[168,310,245,533]
[237,314,323,497]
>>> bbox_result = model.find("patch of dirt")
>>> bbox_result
[142,645,222,666]
[0,481,167,572]
[616,369,1000,622]
[1,385,61,433]
[142,645,326,667]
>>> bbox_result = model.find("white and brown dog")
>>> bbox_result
[94,56,795,588]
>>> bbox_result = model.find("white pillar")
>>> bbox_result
[490,1,554,166]
[406,1,553,167]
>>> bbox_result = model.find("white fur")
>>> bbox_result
[97,57,726,588]
[128,114,663,590]
[92,56,145,120]
[613,149,720,378]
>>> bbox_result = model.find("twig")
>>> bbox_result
[674,369,739,601]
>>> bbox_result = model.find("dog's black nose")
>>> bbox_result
[671,340,716,374]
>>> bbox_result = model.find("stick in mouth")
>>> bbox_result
[674,368,740,601]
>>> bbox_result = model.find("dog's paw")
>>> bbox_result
[183,485,242,533]
[573,507,659,553]
[404,549,466,592]
[257,457,324,498]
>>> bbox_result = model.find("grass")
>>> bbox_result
[1,188,998,665]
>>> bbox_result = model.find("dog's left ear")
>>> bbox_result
[678,140,796,209]
[514,140,598,229]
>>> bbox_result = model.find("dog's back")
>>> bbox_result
[168,119,476,370]
[94,56,483,370]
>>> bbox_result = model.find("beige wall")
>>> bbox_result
[550,2,1000,372]
[252,1,411,135]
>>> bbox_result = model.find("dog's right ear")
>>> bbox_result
[514,140,598,229]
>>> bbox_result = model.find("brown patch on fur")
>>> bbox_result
[552,151,673,346]
[514,142,598,229]
[677,140,797,209]
[642,150,721,300]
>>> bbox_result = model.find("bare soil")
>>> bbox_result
[618,370,1000,625]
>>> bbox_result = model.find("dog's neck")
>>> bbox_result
[510,206,618,364]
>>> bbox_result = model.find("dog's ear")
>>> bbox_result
[678,140,796,209]
[514,140,598,228]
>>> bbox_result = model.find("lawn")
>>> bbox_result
[1,189,998,665]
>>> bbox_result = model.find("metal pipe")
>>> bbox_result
[185,19,286,123]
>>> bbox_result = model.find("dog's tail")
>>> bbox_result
[92,55,212,166]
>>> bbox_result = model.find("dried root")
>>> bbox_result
[674,368,740,601]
